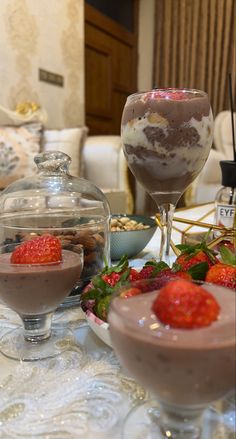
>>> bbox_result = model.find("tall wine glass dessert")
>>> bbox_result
[121,88,213,262]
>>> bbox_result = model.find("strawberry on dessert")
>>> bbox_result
[0,237,83,315]
[10,234,62,265]
[152,279,220,329]
[144,89,188,101]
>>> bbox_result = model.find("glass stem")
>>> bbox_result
[21,313,53,343]
[159,403,203,439]
[158,203,175,263]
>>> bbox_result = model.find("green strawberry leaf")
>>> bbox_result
[92,275,108,290]
[220,246,236,266]
[101,254,129,274]
[175,244,193,254]
[187,262,209,280]
[176,240,217,262]
[151,262,169,276]
[144,260,169,270]
[119,268,131,282]
[95,295,111,321]
[172,262,183,273]
[81,287,104,302]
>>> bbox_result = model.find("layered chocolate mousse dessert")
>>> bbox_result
[121,89,213,204]
[109,280,235,408]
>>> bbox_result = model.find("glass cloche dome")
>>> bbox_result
[0,151,111,306]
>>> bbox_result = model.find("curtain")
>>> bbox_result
[153,0,235,118]
[141,0,235,214]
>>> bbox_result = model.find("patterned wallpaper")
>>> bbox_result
[0,0,85,128]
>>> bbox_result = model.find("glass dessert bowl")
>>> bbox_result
[0,151,110,360]
[0,236,83,361]
[108,278,235,438]
[121,88,213,263]
[0,151,110,308]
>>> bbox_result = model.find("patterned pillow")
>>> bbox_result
[0,123,42,189]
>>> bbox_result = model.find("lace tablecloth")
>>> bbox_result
[0,306,235,439]
[0,204,235,438]
[0,306,149,439]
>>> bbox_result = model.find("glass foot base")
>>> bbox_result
[122,400,227,439]
[0,326,81,361]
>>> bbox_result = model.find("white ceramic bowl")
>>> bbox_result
[84,309,111,347]
[110,215,157,260]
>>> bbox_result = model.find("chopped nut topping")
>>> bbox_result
[110,217,150,232]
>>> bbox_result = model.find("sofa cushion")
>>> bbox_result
[43,127,88,177]
[83,135,123,188]
[0,123,42,190]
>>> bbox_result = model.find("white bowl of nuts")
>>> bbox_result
[110,215,157,260]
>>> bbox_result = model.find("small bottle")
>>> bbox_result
[215,161,236,235]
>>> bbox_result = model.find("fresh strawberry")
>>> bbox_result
[81,255,134,321]
[139,261,169,279]
[120,287,142,299]
[175,250,215,271]
[149,268,191,289]
[173,241,218,280]
[152,279,220,329]
[101,255,129,286]
[148,90,187,100]
[129,268,141,282]
[139,265,156,279]
[206,264,236,291]
[166,91,187,100]
[10,234,62,265]
[102,267,140,286]
[102,272,122,287]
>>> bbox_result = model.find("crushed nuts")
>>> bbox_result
[110,217,150,232]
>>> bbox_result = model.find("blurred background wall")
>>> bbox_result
[0,0,85,128]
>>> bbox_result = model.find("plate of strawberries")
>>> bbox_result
[81,240,236,347]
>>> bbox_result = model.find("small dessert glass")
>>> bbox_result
[108,279,235,438]
[121,88,213,263]
[0,241,83,361]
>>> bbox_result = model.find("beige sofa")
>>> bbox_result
[82,135,133,214]
[0,105,133,214]
[185,110,236,206]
